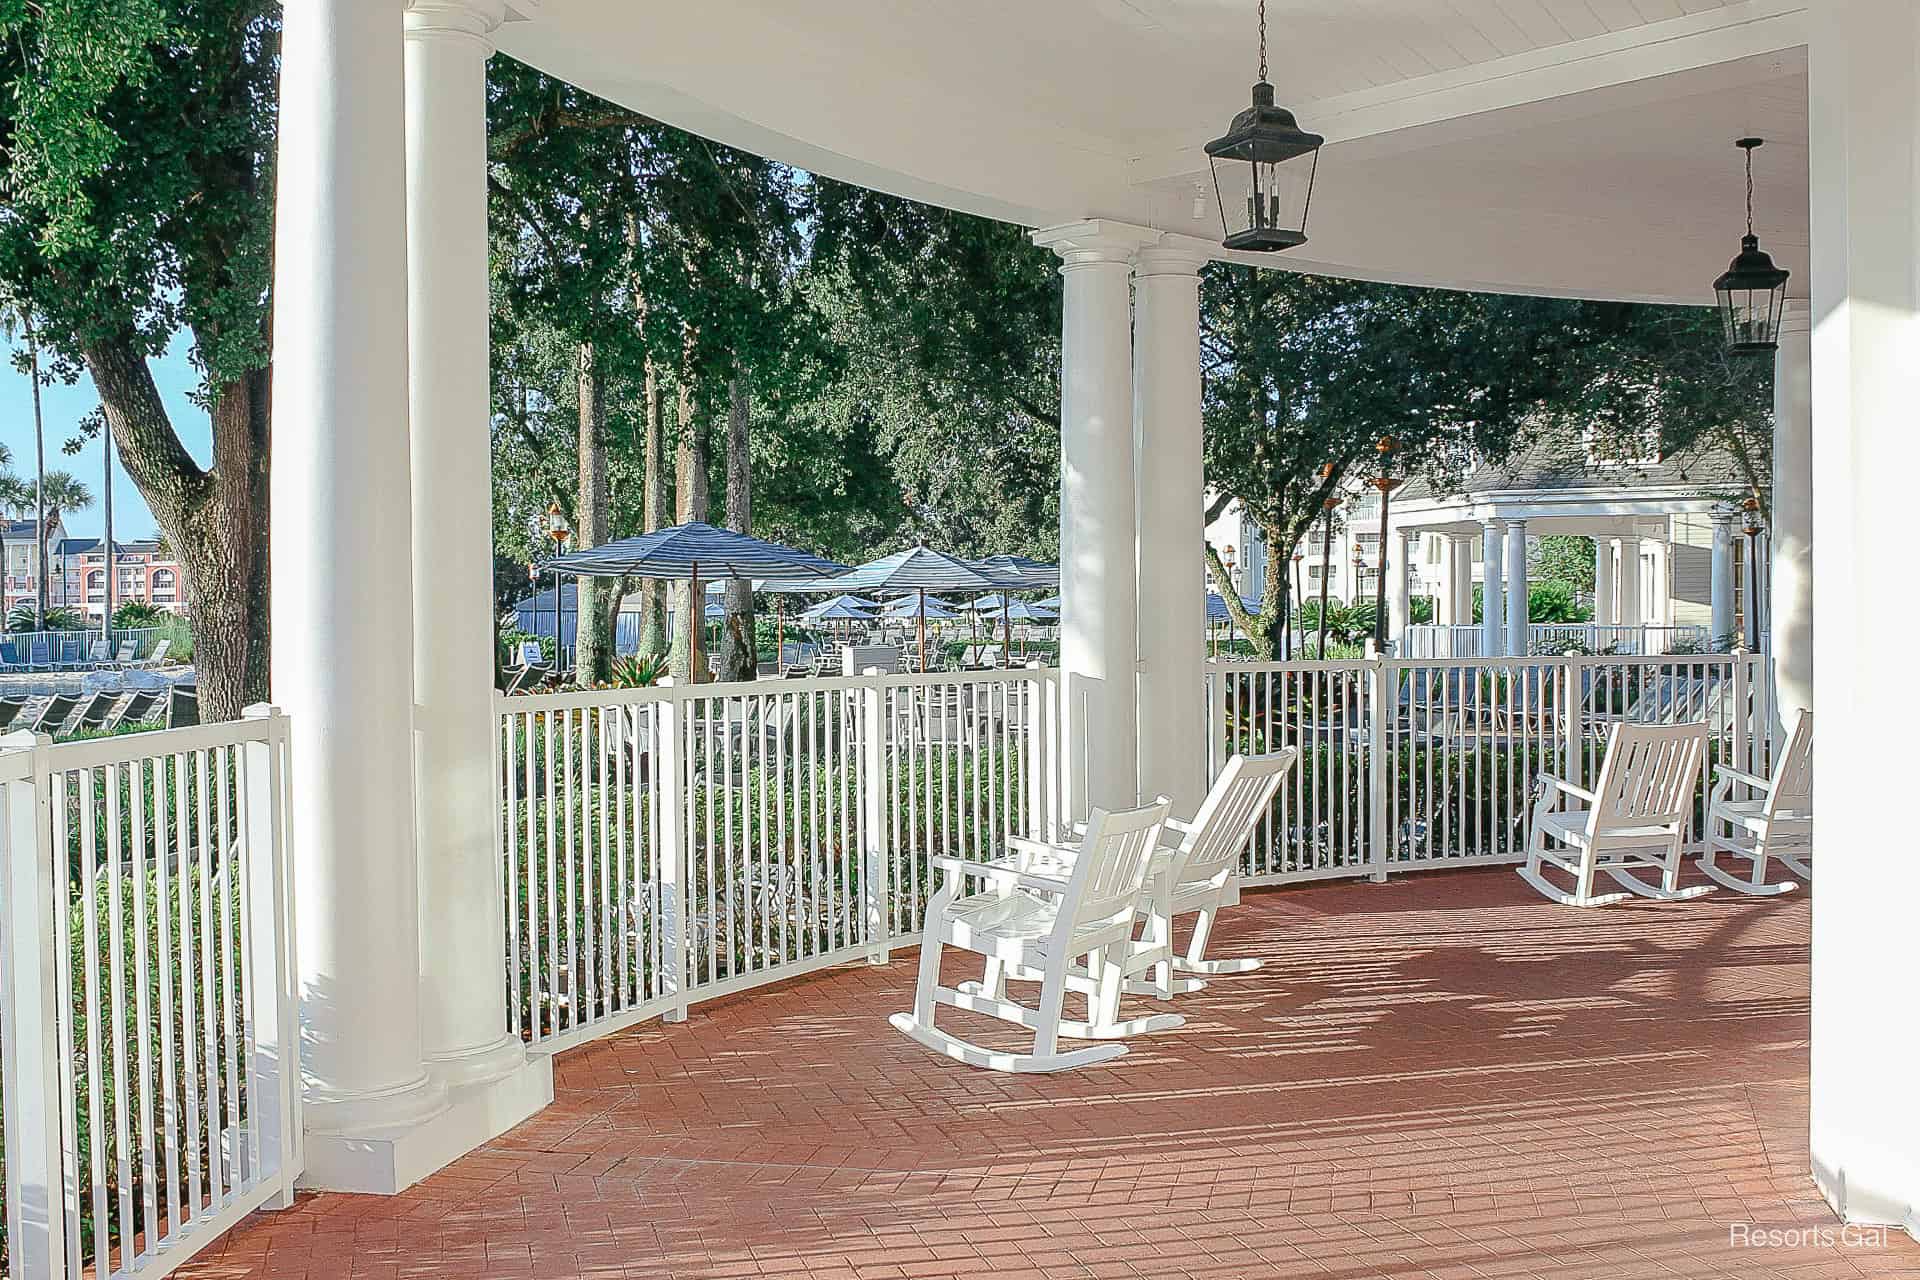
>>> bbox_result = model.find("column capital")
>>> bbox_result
[1505,517,1529,532]
[1133,234,1213,278]
[1032,219,1160,270]
[406,0,524,49]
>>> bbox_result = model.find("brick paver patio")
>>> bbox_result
[178,867,1914,1278]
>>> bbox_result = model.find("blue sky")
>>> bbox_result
[0,331,212,541]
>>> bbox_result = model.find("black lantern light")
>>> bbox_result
[1205,0,1323,253]
[1713,138,1791,354]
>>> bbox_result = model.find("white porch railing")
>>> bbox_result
[1206,652,1773,887]
[496,668,1062,1051]
[0,710,300,1280]
[1401,623,1713,658]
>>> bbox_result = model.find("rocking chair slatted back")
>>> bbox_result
[1064,798,1172,929]
[1588,721,1709,837]
[1176,751,1299,887]
[1769,710,1813,816]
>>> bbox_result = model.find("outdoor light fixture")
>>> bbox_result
[545,502,570,547]
[1712,138,1791,355]
[1205,0,1323,253]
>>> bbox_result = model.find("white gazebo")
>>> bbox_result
[268,0,1908,1235]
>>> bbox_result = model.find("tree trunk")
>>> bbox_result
[82,333,268,722]
[574,342,616,684]
[669,353,710,682]
[717,373,755,681]
[638,358,669,657]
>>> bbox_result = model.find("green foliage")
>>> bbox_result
[609,654,667,688]
[1530,534,1596,595]
[1526,581,1587,625]
[9,603,85,631]
[112,600,166,629]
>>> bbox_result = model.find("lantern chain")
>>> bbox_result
[1258,0,1268,83]
[1745,142,1755,238]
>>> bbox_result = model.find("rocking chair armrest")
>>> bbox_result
[1537,773,1597,804]
[1713,765,1770,791]
[931,855,1071,897]
[1006,834,1077,861]
[1162,816,1198,836]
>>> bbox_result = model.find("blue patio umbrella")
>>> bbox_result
[970,555,1058,590]
[881,595,962,621]
[798,547,1015,670]
[1206,592,1261,622]
[1034,594,1061,610]
[978,598,1052,623]
[802,596,878,623]
[549,522,845,683]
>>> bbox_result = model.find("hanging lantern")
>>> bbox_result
[545,502,570,548]
[1712,138,1790,355]
[1205,0,1323,253]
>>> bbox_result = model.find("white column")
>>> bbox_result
[1772,301,1813,727]
[1615,535,1642,628]
[1505,518,1530,656]
[1593,538,1615,626]
[1035,221,1154,820]
[271,0,447,1160]
[1132,239,1207,816]
[406,0,541,1100]
[1480,521,1505,656]
[1450,536,1474,628]
[1646,537,1669,626]
[1387,529,1413,643]
[1808,0,1920,1233]
[1710,513,1736,643]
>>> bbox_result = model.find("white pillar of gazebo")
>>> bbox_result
[271,0,447,1188]
[405,0,551,1122]
[1772,299,1813,732]
[1504,518,1529,657]
[1615,534,1642,627]
[1450,535,1474,628]
[1387,530,1413,643]
[1479,521,1504,656]
[1132,239,1208,816]
[1593,538,1615,626]
[1808,0,1920,1230]
[1035,221,1155,820]
[1709,512,1736,642]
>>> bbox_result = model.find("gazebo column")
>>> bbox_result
[1593,539,1615,627]
[1504,518,1529,657]
[1808,0,1920,1231]
[1449,535,1474,629]
[1772,301,1813,729]
[1132,240,1208,815]
[1615,535,1642,628]
[1710,513,1736,643]
[404,0,551,1153]
[271,0,446,1189]
[1034,221,1155,820]
[1387,530,1413,645]
[1480,520,1505,656]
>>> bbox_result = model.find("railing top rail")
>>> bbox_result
[0,711,284,772]
[1207,658,1377,674]
[495,665,1062,714]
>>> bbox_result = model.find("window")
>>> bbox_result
[152,569,177,602]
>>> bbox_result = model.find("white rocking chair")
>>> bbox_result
[1700,710,1812,894]
[976,751,1298,1002]
[890,798,1174,1073]
[1519,720,1712,907]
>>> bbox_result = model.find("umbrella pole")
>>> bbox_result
[918,587,928,673]
[1002,600,1012,666]
[688,561,702,684]
[776,597,784,670]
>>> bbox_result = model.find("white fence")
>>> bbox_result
[1401,623,1713,658]
[0,710,299,1280]
[1206,652,1773,886]
[496,669,1062,1051]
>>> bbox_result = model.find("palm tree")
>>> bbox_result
[0,455,29,619]
[34,471,93,609]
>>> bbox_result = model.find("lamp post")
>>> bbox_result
[545,503,570,674]
[1742,496,1766,650]
[1316,463,1339,658]
[1290,551,1304,659]
[1371,435,1401,652]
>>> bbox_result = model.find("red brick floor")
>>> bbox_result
[179,867,1916,1279]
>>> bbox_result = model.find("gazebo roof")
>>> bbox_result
[499,1,1809,304]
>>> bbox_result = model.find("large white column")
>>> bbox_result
[1132,239,1207,816]
[1710,512,1736,644]
[1808,0,1920,1233]
[271,0,447,1175]
[1772,301,1813,726]
[1450,536,1474,628]
[1035,221,1154,820]
[1387,529,1413,644]
[1504,518,1530,656]
[1593,538,1615,626]
[406,0,550,1122]
[1615,534,1642,628]
[1480,521,1505,656]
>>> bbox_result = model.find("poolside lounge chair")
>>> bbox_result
[71,690,119,733]
[130,638,172,668]
[29,636,52,669]
[113,688,163,729]
[1519,720,1711,907]
[890,797,1174,1073]
[0,697,26,731]
[32,693,80,736]
[0,639,20,673]
[167,684,200,729]
[1700,710,1812,894]
[111,638,138,667]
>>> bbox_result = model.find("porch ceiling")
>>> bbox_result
[497,1,1809,303]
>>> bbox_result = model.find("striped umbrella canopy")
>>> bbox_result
[1033,594,1062,610]
[802,596,879,623]
[881,595,962,621]
[1207,593,1261,622]
[796,547,1016,670]
[971,554,1059,590]
[978,599,1053,623]
[548,522,844,684]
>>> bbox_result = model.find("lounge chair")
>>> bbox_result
[0,639,20,673]
[130,637,172,668]
[32,693,80,736]
[113,689,163,729]
[890,797,1175,1073]
[28,636,52,669]
[1699,710,1812,894]
[1519,720,1712,907]
[0,697,26,731]
[167,684,200,729]
[71,690,119,733]
[111,638,138,667]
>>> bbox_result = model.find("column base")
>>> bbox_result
[300,1053,553,1194]
[427,1030,531,1090]
[1813,1150,1920,1242]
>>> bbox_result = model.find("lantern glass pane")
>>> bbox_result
[1716,281,1787,352]
[1210,151,1315,251]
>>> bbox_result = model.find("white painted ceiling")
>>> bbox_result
[501,0,1809,304]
